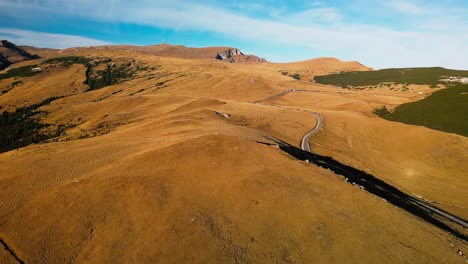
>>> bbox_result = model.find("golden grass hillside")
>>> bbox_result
[0,48,466,263]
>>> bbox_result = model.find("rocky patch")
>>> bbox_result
[215,48,267,63]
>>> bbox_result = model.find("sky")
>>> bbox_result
[0,0,467,69]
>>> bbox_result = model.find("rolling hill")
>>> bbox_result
[312,68,468,136]
[0,40,41,70]
[0,41,466,263]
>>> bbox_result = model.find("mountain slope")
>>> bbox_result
[285,57,371,72]
[0,42,466,263]
[86,44,267,63]
[0,40,41,70]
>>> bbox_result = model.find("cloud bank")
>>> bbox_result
[0,0,467,69]
[0,28,111,49]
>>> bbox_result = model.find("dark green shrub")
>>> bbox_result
[0,65,40,80]
[290,73,301,80]
[384,84,468,136]
[373,106,391,117]
[42,56,91,66]
[314,67,468,87]
[0,96,64,152]
[85,63,135,91]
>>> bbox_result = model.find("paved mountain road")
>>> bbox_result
[300,112,323,152]
[254,89,468,236]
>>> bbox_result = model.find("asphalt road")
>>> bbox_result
[300,112,323,152]
[297,106,468,232]
[255,88,468,235]
[408,197,468,229]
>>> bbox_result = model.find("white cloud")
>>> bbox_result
[384,0,431,15]
[288,8,342,24]
[0,0,467,69]
[0,28,111,48]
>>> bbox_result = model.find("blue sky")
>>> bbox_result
[0,0,467,69]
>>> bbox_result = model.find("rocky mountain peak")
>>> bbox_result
[215,48,267,63]
[215,48,244,60]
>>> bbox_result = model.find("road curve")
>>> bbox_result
[300,113,323,152]
[254,88,468,235]
[254,88,468,238]
[297,104,468,233]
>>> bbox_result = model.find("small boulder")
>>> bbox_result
[215,111,230,119]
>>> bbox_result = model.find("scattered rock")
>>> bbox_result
[215,111,230,119]
[351,182,365,190]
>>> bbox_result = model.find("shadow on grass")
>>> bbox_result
[259,137,467,241]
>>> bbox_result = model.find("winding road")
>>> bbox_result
[300,112,323,152]
[255,88,468,239]
[295,96,468,232]
[296,98,468,231]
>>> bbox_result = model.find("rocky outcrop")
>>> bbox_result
[215,48,267,63]
[0,40,41,71]
[215,48,244,60]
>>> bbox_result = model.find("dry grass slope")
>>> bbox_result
[0,45,466,263]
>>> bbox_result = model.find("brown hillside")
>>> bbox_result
[82,44,233,60]
[19,45,61,58]
[274,57,371,81]
[286,57,372,72]
[0,43,466,263]
[61,44,268,63]
[138,44,232,59]
[0,40,41,70]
